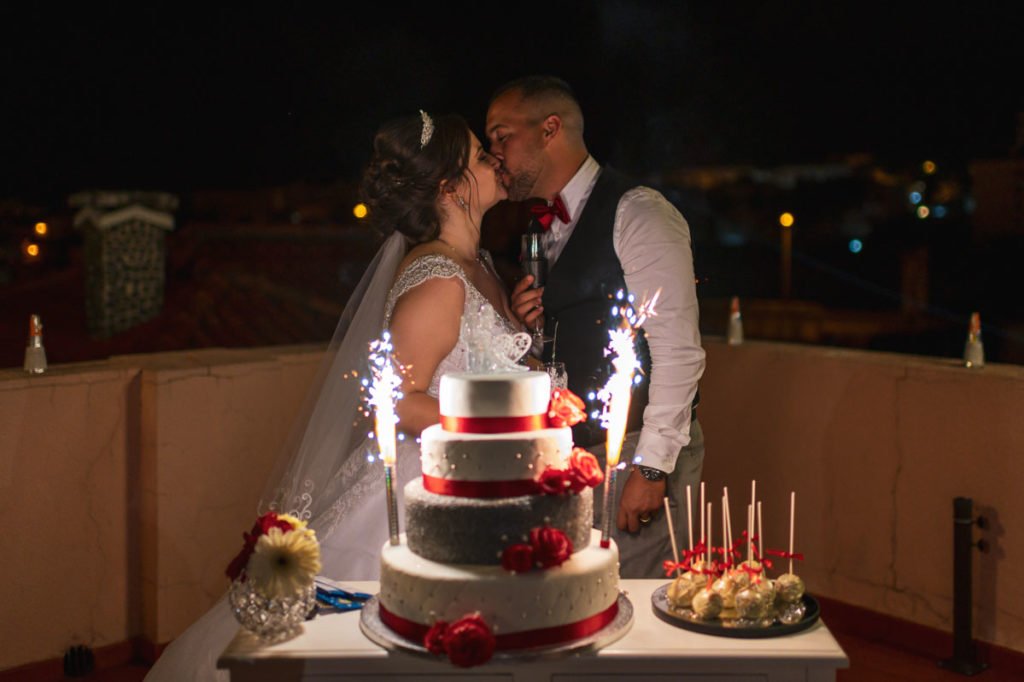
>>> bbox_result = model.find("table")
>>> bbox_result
[218,579,849,681]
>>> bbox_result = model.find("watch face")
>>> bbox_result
[638,466,665,481]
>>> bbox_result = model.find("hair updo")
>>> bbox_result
[360,112,471,243]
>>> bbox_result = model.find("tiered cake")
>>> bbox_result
[377,370,621,660]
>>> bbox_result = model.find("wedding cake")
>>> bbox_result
[377,370,622,664]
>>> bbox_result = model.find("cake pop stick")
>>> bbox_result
[757,500,763,561]
[706,502,713,566]
[789,491,796,575]
[686,485,694,552]
[721,496,727,567]
[700,482,705,547]
[749,501,757,561]
[664,497,681,577]
[723,487,733,566]
[750,480,757,564]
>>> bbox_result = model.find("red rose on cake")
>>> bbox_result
[501,543,536,572]
[568,448,604,488]
[530,526,574,568]
[537,466,575,495]
[443,614,496,667]
[547,388,587,427]
[424,620,449,655]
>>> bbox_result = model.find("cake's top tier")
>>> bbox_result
[440,371,550,420]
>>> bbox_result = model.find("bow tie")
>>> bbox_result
[529,196,570,231]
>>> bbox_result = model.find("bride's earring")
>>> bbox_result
[455,194,468,210]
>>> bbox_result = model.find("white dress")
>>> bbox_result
[145,251,518,682]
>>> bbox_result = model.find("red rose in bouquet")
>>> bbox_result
[225,512,296,581]
[547,388,587,428]
[529,526,573,568]
[537,466,573,495]
[568,448,604,489]
[424,621,449,655]
[443,614,496,667]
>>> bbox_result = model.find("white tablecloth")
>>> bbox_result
[218,579,849,681]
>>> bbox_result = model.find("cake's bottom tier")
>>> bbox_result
[379,530,619,642]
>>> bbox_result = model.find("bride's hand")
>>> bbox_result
[511,275,544,329]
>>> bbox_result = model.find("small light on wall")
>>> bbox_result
[34,222,48,236]
[353,203,368,219]
[779,212,795,228]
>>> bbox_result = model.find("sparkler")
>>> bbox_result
[597,289,660,548]
[366,332,405,545]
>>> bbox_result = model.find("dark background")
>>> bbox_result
[4,3,1020,197]
[1,3,1022,366]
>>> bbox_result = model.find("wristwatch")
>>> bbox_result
[634,464,667,482]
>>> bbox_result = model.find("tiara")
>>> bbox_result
[419,110,434,148]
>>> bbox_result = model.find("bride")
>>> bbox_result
[146,110,516,681]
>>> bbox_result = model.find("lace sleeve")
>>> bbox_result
[384,254,467,325]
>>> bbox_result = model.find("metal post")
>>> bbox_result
[938,497,988,675]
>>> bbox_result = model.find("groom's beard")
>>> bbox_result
[501,164,541,202]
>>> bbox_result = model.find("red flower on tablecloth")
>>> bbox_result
[530,526,573,568]
[424,620,449,655]
[537,466,574,495]
[443,614,496,667]
[547,388,587,427]
[568,448,604,488]
[225,512,298,581]
[501,543,535,573]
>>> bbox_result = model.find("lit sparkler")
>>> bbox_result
[366,332,404,545]
[597,289,660,548]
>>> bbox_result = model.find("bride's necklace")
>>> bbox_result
[437,237,484,267]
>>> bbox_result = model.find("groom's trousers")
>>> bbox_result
[590,418,705,579]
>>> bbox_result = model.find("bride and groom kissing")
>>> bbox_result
[144,74,704,682]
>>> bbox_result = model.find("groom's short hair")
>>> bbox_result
[491,75,584,137]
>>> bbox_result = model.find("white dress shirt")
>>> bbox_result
[543,155,705,473]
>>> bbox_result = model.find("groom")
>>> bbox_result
[486,76,705,578]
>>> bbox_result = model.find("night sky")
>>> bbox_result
[3,3,1022,204]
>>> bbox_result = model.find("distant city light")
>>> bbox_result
[917,206,931,219]
[353,203,368,219]
[849,239,863,254]
[909,192,922,204]
[34,222,48,236]
[779,212,795,228]
[923,160,937,175]
[934,205,947,218]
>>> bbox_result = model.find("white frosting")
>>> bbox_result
[439,371,550,418]
[380,530,619,635]
[420,423,572,482]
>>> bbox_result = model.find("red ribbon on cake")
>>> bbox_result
[379,601,618,651]
[422,475,540,498]
[441,414,547,433]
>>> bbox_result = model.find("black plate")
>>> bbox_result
[651,583,820,639]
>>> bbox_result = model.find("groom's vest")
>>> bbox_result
[541,167,653,448]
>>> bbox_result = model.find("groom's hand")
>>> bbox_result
[617,470,666,533]
[511,275,544,329]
